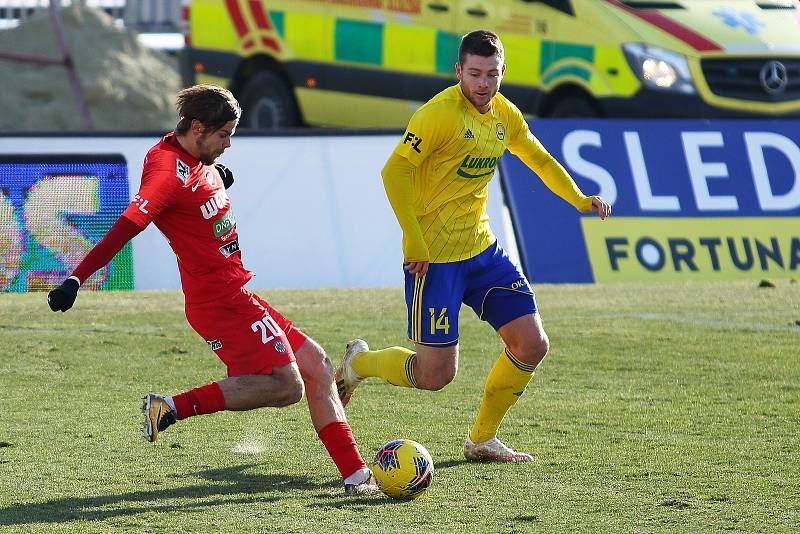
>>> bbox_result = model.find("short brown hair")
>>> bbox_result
[458,30,504,65]
[175,84,241,134]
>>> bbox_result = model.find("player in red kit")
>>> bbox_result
[46,85,377,495]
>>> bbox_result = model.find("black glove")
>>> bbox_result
[48,278,79,312]
[215,163,234,189]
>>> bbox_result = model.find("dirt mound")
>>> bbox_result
[0,5,181,132]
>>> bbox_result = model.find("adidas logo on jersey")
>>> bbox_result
[464,129,474,139]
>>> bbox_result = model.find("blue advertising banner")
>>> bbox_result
[0,155,132,291]
[500,120,800,283]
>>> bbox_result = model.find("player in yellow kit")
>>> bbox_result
[336,30,612,462]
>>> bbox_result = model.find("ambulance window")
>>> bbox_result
[518,0,574,16]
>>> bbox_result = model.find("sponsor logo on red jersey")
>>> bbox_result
[219,238,240,258]
[200,190,227,220]
[213,211,236,238]
[131,194,150,214]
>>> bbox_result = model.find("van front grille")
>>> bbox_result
[701,58,800,102]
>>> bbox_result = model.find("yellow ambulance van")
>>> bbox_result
[183,0,800,128]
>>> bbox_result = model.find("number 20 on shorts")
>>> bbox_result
[251,315,283,344]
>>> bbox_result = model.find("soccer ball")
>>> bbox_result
[371,439,434,500]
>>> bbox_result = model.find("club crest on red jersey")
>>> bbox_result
[176,158,191,183]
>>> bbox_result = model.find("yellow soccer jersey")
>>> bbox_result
[390,84,593,263]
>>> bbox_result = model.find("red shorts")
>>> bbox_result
[185,287,306,377]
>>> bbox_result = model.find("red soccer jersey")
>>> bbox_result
[122,133,253,303]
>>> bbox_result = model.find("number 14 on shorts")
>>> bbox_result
[429,307,450,335]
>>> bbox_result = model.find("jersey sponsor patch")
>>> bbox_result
[213,211,236,238]
[464,129,474,139]
[457,154,501,179]
[176,158,191,183]
[132,194,150,214]
[200,190,227,220]
[207,339,223,350]
[219,237,240,258]
[402,131,423,153]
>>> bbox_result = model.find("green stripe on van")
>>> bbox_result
[268,11,284,38]
[335,19,383,65]
[436,31,460,74]
[540,41,594,74]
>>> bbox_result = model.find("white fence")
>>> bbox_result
[0,0,182,32]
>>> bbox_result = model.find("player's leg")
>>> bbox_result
[465,313,545,451]
[216,362,304,410]
[142,289,304,443]
[335,262,463,403]
[409,342,459,390]
[293,338,375,493]
[293,338,345,430]
[498,312,550,368]
[462,242,540,462]
[143,362,304,443]
[259,297,376,494]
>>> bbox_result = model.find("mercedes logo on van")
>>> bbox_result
[759,61,788,94]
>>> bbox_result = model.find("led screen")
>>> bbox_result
[0,155,133,292]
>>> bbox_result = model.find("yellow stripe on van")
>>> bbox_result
[284,12,334,62]
[190,1,239,50]
[501,34,540,85]
[384,24,436,73]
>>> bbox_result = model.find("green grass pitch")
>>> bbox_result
[0,281,798,533]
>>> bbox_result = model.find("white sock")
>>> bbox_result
[343,467,372,486]
[164,395,176,412]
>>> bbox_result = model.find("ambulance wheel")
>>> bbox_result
[239,71,300,129]
[548,96,600,118]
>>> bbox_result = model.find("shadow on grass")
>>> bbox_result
[0,463,328,526]
[434,459,472,469]
[309,458,475,508]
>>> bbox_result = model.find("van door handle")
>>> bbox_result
[466,7,487,17]
[427,2,449,11]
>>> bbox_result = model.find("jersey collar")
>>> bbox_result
[162,132,202,167]
[454,84,496,123]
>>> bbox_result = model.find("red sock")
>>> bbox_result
[172,382,226,420]
[317,421,367,480]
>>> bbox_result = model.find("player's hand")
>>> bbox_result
[215,163,234,189]
[404,261,429,277]
[591,196,612,220]
[48,278,80,312]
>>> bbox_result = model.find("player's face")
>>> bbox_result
[195,120,237,165]
[456,53,505,114]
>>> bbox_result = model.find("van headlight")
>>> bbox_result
[623,43,696,94]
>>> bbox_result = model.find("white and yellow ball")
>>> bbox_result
[371,439,434,500]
